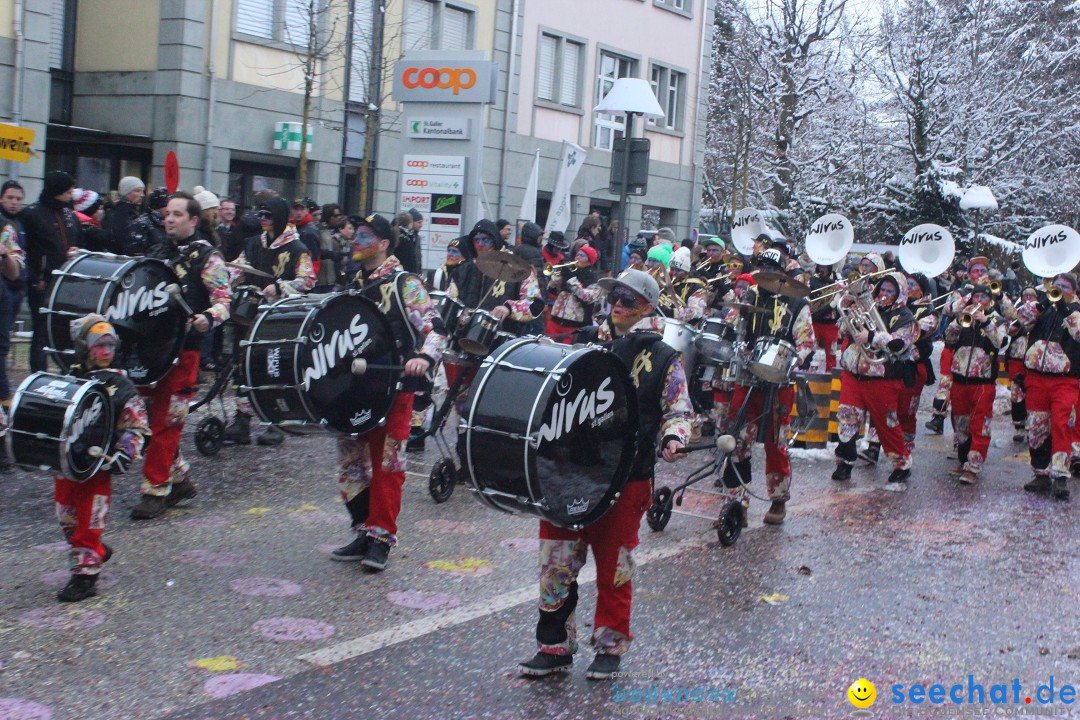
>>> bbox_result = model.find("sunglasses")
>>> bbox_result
[256,210,273,221]
[607,287,642,308]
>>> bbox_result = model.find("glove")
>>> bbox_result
[109,450,133,475]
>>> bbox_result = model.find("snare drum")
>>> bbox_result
[661,318,698,371]
[695,318,737,364]
[242,292,400,435]
[6,372,114,481]
[44,253,188,386]
[430,291,467,335]
[458,309,500,356]
[748,336,798,384]
[463,337,637,529]
[231,286,265,326]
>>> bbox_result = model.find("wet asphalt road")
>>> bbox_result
[1,372,1079,720]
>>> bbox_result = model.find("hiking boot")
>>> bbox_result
[858,442,881,464]
[948,465,965,476]
[130,494,168,520]
[518,651,573,678]
[406,434,426,452]
[887,467,911,484]
[57,574,97,603]
[762,501,786,525]
[330,534,368,562]
[223,412,252,444]
[361,538,391,571]
[585,653,621,681]
[1023,475,1051,493]
[958,470,977,485]
[831,463,852,481]
[165,479,198,508]
[924,415,945,434]
[1013,428,1027,443]
[257,425,284,447]
[1052,477,1070,501]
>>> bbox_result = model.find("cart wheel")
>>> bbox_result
[429,458,456,503]
[646,487,673,532]
[195,417,225,456]
[717,501,743,547]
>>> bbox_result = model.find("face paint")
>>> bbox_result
[1054,278,1074,296]
[734,281,750,298]
[907,278,922,297]
[575,251,590,266]
[473,234,495,254]
[968,264,988,280]
[706,245,724,257]
[351,228,380,261]
[645,258,661,270]
[877,282,898,306]
[859,259,875,274]
[88,338,116,369]
[445,246,463,266]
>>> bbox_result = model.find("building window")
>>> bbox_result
[402,0,474,53]
[235,0,328,45]
[654,0,691,15]
[649,63,686,132]
[537,32,583,109]
[348,1,377,104]
[594,51,637,150]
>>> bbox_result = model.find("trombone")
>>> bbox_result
[809,268,890,301]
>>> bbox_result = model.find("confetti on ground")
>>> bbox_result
[203,674,280,699]
[759,593,789,605]
[0,698,52,720]
[245,508,271,515]
[229,578,303,597]
[386,590,463,610]
[175,550,247,568]
[424,558,494,577]
[16,607,106,631]
[193,656,243,672]
[289,503,322,512]
[40,570,118,590]
[252,617,335,642]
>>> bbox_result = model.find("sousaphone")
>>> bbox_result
[899,223,955,277]
[1022,224,1080,278]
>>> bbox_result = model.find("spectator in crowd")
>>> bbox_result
[22,171,83,372]
[102,176,145,255]
[317,203,347,289]
[654,227,677,247]
[0,179,28,420]
[72,189,112,253]
[290,199,322,277]
[193,186,222,246]
[496,219,513,244]
[217,198,241,261]
[576,215,604,271]
[125,187,169,256]
[394,210,422,273]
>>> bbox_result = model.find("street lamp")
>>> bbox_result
[594,78,664,274]
[959,184,998,257]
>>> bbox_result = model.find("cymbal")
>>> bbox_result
[717,301,769,315]
[227,261,274,279]
[475,251,534,283]
[754,271,810,299]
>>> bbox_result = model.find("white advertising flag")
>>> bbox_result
[519,150,540,223]
[545,141,586,234]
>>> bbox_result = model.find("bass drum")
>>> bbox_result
[463,337,638,529]
[44,253,188,386]
[242,292,400,435]
[6,372,114,481]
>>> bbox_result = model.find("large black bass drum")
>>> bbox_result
[462,337,638,529]
[6,372,114,481]
[241,292,400,435]
[44,253,188,386]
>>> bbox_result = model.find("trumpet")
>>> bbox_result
[695,258,713,272]
[1046,285,1063,303]
[543,261,577,277]
[989,280,1002,295]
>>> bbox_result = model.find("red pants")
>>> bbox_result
[897,363,928,444]
[536,480,651,656]
[725,383,794,500]
[337,392,414,539]
[950,381,996,473]
[835,371,910,469]
[139,349,200,493]
[54,471,111,575]
[545,318,581,343]
[1026,372,1080,479]
[813,322,838,371]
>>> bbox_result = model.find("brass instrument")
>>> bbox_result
[694,258,712,273]
[1047,285,1063,303]
[989,280,1002,295]
[543,261,577,277]
[809,268,890,302]
[838,290,891,363]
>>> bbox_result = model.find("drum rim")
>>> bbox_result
[244,295,324,428]
[748,336,799,383]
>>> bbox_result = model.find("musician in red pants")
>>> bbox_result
[332,214,446,570]
[132,193,232,519]
[54,315,149,600]
[518,269,690,681]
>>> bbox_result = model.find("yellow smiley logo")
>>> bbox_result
[848,678,876,709]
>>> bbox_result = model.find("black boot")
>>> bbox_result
[585,653,621,681]
[831,463,852,481]
[223,412,252,444]
[887,467,911,484]
[519,651,573,677]
[1052,477,1070,501]
[858,442,881,464]
[925,414,945,434]
[330,534,369,562]
[361,538,391,571]
[1024,475,1052,493]
[58,574,98,602]
[257,424,284,446]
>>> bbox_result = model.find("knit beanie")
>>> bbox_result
[118,176,146,198]
[70,313,118,360]
[43,171,76,199]
[647,244,672,268]
[72,189,100,214]
[193,186,220,211]
[577,245,598,266]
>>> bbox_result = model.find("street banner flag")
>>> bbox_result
[545,141,586,234]
[519,150,540,223]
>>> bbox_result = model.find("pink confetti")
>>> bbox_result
[31,542,69,552]
[175,550,247,568]
[203,674,280,699]
[229,578,303,597]
[17,607,105,631]
[499,537,540,552]
[386,590,462,610]
[40,571,118,590]
[252,616,335,642]
[415,519,477,534]
[0,699,52,720]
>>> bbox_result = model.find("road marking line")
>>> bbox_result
[297,486,872,667]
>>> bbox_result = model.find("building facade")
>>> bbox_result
[0,0,713,266]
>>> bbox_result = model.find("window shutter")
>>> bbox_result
[282,0,314,46]
[559,41,580,106]
[49,0,67,68]
[404,0,435,51]
[537,34,557,102]
[236,0,275,39]
[349,0,376,103]
[441,6,470,51]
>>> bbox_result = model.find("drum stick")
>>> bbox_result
[165,284,195,316]
[87,445,116,464]
[671,434,737,455]
[350,359,406,375]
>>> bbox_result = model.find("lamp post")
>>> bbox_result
[594,78,664,274]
